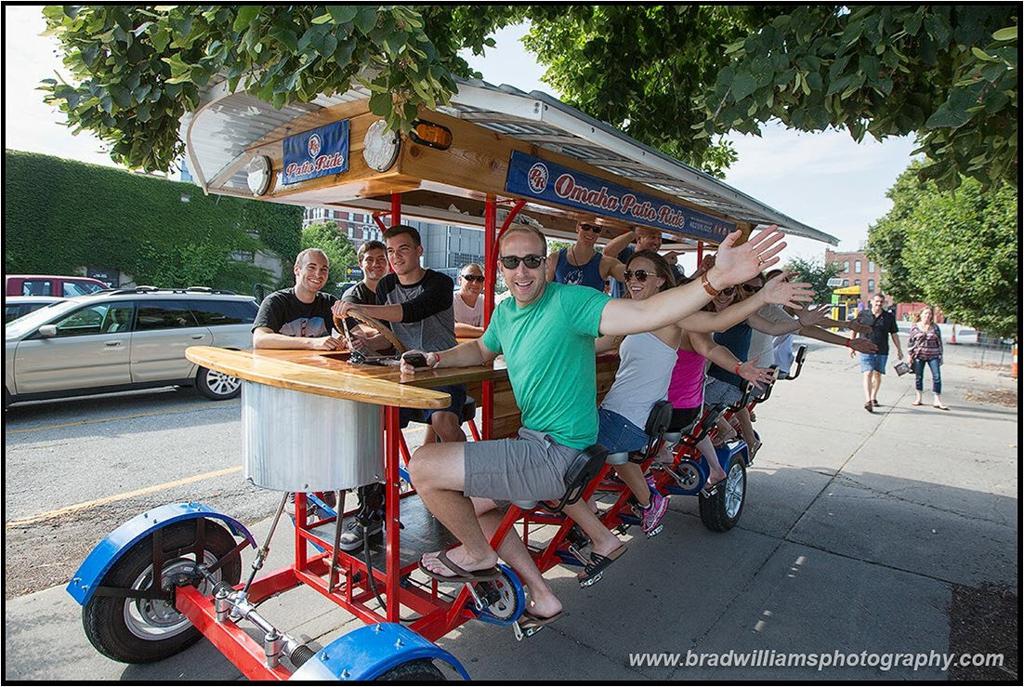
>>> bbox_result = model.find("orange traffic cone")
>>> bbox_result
[1012,343,1018,379]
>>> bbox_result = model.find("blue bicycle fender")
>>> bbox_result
[289,623,470,681]
[66,502,256,606]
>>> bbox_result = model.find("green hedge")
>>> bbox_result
[4,150,302,292]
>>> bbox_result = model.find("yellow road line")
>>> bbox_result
[5,465,243,528]
[5,404,223,435]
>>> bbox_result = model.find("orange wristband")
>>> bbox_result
[733,361,742,375]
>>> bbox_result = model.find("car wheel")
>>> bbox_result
[195,366,241,400]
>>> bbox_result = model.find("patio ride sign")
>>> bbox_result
[282,120,350,185]
[505,150,734,241]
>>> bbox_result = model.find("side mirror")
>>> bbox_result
[37,325,58,338]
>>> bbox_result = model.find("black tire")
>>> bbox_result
[698,454,747,532]
[195,366,242,400]
[82,520,242,663]
[376,659,446,682]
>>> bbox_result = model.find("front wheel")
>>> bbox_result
[196,366,242,400]
[698,454,746,532]
[376,659,446,681]
[82,520,242,663]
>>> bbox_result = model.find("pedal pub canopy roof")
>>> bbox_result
[181,77,839,249]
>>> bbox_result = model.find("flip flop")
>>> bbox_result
[577,544,627,588]
[911,401,923,406]
[518,610,564,631]
[418,550,501,583]
[701,477,727,497]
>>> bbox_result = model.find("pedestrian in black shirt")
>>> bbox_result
[852,293,903,412]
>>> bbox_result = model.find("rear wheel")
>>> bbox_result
[82,520,242,663]
[376,659,446,681]
[196,366,241,400]
[698,454,746,532]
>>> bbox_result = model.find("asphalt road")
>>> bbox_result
[3,386,430,598]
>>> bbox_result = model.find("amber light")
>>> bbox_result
[410,120,453,150]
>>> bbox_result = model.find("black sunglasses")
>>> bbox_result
[623,269,653,283]
[579,224,602,233]
[499,254,545,269]
[461,274,485,282]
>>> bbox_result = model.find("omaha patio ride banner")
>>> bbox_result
[505,150,734,242]
[282,120,350,185]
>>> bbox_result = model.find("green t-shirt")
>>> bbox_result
[481,282,610,449]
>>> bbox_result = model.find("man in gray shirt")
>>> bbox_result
[332,224,466,444]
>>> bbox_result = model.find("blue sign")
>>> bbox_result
[282,120,350,185]
[505,150,735,241]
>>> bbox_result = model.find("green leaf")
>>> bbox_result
[328,6,359,24]
[353,7,377,35]
[992,26,1017,42]
[971,47,996,62]
[730,71,757,101]
[311,13,333,25]
[233,6,261,32]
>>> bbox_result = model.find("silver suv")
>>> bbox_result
[4,287,257,409]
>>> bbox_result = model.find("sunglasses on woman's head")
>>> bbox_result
[461,274,485,282]
[499,254,545,269]
[623,269,653,283]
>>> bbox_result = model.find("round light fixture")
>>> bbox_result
[247,155,272,196]
[362,119,400,172]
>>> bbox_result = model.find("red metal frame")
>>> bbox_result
[172,191,783,680]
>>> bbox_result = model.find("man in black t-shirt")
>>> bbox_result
[336,240,390,551]
[341,240,388,344]
[252,248,344,350]
[853,293,903,412]
[251,247,346,514]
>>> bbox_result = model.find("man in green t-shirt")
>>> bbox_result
[402,223,788,627]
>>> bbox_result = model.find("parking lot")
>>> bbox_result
[4,340,1018,680]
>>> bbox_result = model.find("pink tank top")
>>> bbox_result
[668,348,705,409]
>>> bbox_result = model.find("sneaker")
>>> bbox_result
[285,492,296,516]
[639,480,669,536]
[337,513,384,552]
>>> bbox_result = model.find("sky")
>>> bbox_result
[5,8,919,267]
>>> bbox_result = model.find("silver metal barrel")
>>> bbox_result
[241,382,383,492]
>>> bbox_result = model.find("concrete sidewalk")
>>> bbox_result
[4,341,1018,681]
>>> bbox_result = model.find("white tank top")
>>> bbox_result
[600,331,676,430]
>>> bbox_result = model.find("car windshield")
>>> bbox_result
[4,299,82,339]
[64,281,104,296]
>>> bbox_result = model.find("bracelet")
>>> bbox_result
[701,270,721,297]
[432,351,442,368]
[733,361,742,375]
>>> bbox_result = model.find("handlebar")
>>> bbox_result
[786,345,808,381]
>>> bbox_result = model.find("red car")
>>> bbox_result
[5,274,109,298]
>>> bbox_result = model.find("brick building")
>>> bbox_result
[824,249,883,306]
[824,248,944,322]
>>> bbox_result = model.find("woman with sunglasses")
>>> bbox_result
[546,220,627,291]
[588,252,814,544]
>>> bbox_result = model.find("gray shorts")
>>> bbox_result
[463,427,580,502]
[704,377,743,406]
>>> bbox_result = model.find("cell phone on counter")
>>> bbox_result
[401,352,429,368]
